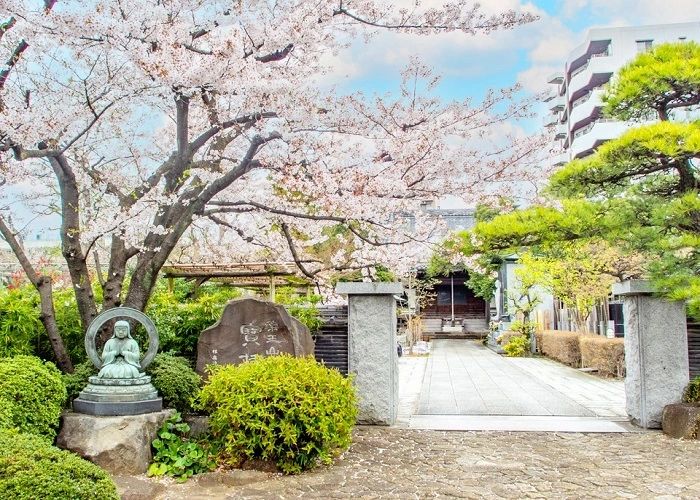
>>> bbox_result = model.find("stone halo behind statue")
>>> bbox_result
[73,307,163,416]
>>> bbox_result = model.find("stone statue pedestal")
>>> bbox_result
[57,410,174,475]
[73,375,162,416]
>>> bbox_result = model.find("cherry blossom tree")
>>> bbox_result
[0,0,544,371]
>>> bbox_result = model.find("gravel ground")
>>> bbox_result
[115,425,700,499]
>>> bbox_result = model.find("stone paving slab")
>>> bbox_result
[409,415,632,433]
[117,426,700,499]
[416,340,626,421]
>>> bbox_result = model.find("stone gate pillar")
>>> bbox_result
[336,282,403,425]
[612,280,689,428]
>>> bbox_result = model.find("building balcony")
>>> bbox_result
[569,88,605,130]
[543,89,558,103]
[550,151,570,167]
[543,112,560,127]
[548,94,566,112]
[547,72,564,85]
[569,56,616,94]
[569,120,630,158]
[568,37,612,69]
[553,123,568,139]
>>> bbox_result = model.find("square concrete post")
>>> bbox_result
[612,280,689,428]
[335,282,403,425]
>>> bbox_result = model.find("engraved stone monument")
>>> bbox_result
[73,307,163,416]
[195,297,315,376]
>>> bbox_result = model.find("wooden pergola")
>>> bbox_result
[161,262,313,300]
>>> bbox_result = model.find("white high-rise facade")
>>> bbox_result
[545,22,700,166]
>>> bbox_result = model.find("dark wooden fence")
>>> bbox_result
[314,306,349,375]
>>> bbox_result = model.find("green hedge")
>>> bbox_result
[0,355,67,440]
[198,355,357,474]
[0,430,119,499]
[147,353,201,413]
[62,361,98,406]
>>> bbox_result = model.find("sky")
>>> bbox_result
[325,0,700,113]
[315,0,700,209]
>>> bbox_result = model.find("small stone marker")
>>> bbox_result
[195,297,315,375]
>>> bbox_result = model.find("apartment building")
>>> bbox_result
[545,22,700,166]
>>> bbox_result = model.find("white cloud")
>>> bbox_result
[516,65,559,93]
[563,0,700,24]
[318,1,546,89]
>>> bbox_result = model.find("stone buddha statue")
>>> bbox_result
[97,320,143,379]
[73,309,162,415]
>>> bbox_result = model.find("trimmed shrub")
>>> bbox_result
[197,354,357,474]
[540,330,582,367]
[0,355,66,441]
[497,331,522,347]
[503,335,531,357]
[0,430,119,499]
[535,330,544,354]
[0,398,13,430]
[579,335,625,377]
[683,376,700,404]
[147,353,202,413]
[62,361,98,406]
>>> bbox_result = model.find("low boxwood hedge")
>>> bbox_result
[0,355,67,440]
[0,430,119,499]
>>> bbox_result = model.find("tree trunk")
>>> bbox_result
[36,277,74,373]
[101,236,130,310]
[0,216,73,372]
[49,153,99,331]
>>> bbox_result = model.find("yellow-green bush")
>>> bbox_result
[502,335,531,357]
[497,331,522,346]
[579,335,625,377]
[540,330,582,367]
[0,355,67,441]
[0,430,118,499]
[197,355,357,474]
[0,288,43,357]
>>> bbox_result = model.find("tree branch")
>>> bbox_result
[189,111,276,153]
[0,17,16,42]
[255,44,294,63]
[0,39,28,90]
[333,4,535,33]
[281,222,320,279]
[182,44,213,55]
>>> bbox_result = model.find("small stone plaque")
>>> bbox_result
[195,297,315,376]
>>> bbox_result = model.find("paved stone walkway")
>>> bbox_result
[418,340,625,418]
[117,426,700,499]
